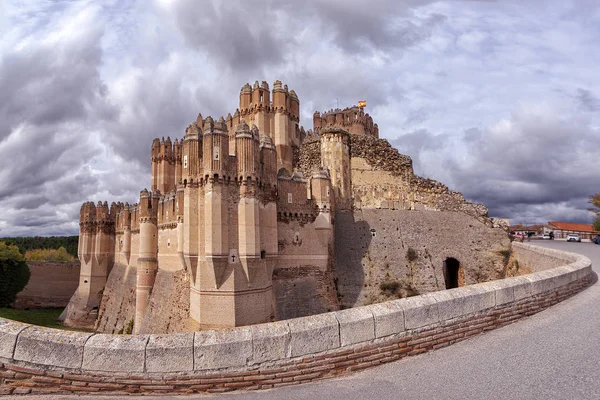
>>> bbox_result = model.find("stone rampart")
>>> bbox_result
[0,243,592,395]
[13,262,80,309]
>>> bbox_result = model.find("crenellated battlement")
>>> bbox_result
[151,136,182,194]
[314,106,379,138]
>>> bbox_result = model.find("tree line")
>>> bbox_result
[0,236,78,258]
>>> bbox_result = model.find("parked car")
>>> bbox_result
[542,234,551,240]
[566,234,581,242]
[591,235,600,244]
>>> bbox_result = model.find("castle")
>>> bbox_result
[62,80,510,334]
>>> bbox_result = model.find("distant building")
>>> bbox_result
[546,221,599,240]
[509,224,544,236]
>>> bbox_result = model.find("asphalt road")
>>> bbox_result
[16,241,600,400]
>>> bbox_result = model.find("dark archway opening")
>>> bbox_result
[443,257,460,289]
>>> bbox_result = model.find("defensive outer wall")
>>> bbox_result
[0,243,593,395]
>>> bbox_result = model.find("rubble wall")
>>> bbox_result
[95,263,136,334]
[138,268,192,334]
[334,209,511,309]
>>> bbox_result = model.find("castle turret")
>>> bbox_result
[202,116,229,178]
[121,202,132,266]
[313,111,322,133]
[156,136,175,194]
[226,113,235,155]
[173,138,182,186]
[235,121,260,179]
[272,80,293,173]
[151,138,160,191]
[259,135,278,301]
[77,202,97,301]
[60,199,116,327]
[314,106,379,137]
[237,122,263,294]
[196,113,204,131]
[59,202,102,327]
[240,83,252,110]
[260,134,277,186]
[182,122,201,182]
[320,128,352,210]
[289,90,299,121]
[93,201,115,289]
[135,189,159,333]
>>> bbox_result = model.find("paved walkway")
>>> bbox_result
[18,241,600,399]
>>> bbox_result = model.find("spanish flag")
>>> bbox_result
[358,100,367,108]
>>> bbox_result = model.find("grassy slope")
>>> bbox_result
[0,308,90,332]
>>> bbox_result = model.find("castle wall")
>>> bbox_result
[273,217,338,320]
[334,209,511,309]
[157,227,181,272]
[13,262,80,309]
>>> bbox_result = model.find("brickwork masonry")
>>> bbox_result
[0,243,592,395]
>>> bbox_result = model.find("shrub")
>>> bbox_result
[406,247,418,262]
[0,243,31,307]
[125,318,135,334]
[499,249,511,265]
[379,281,400,294]
[25,247,75,262]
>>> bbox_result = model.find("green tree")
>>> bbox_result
[0,242,31,307]
[593,216,600,232]
[589,194,600,231]
[589,193,600,214]
[25,247,75,262]
[0,236,78,258]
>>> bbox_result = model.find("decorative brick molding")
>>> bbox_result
[0,243,592,395]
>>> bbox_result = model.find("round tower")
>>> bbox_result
[272,80,287,111]
[182,122,201,182]
[121,202,132,266]
[235,120,260,180]
[313,111,322,133]
[151,138,160,191]
[78,202,96,267]
[320,128,352,210]
[173,138,182,186]
[289,90,299,120]
[202,116,229,180]
[135,189,159,334]
[240,83,252,110]
[260,134,277,187]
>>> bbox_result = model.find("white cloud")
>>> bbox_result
[0,0,599,236]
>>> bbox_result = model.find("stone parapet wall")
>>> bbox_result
[511,242,577,273]
[0,243,592,395]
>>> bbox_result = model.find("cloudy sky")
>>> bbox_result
[0,0,598,236]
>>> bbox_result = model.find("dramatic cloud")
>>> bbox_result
[0,0,598,236]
